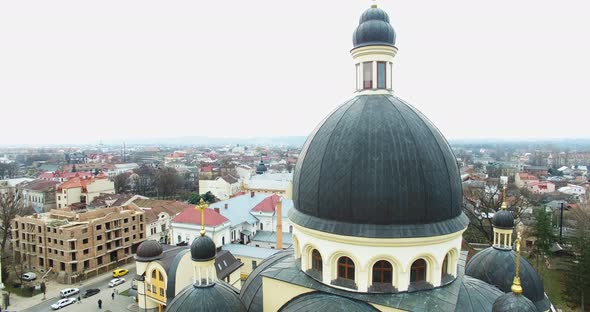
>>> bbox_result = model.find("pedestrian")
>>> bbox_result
[98,299,102,309]
[77,295,81,304]
[112,292,115,300]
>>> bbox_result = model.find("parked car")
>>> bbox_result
[22,272,37,281]
[108,278,125,287]
[82,288,100,298]
[59,288,80,298]
[112,269,129,277]
[51,298,76,310]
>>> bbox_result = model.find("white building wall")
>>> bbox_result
[171,222,231,247]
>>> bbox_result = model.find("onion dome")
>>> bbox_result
[281,292,378,312]
[455,276,504,311]
[134,240,163,262]
[166,282,245,312]
[191,235,216,261]
[352,5,396,48]
[465,248,551,311]
[492,292,537,312]
[493,210,514,229]
[255,161,267,174]
[290,95,467,238]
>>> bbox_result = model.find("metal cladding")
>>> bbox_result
[134,240,163,262]
[493,210,515,229]
[281,292,379,312]
[492,292,537,312]
[166,282,246,312]
[465,247,551,311]
[353,7,396,48]
[190,235,216,261]
[291,95,465,238]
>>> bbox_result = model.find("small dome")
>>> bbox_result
[255,161,267,174]
[281,292,378,312]
[134,240,163,262]
[191,235,216,261]
[492,292,537,312]
[455,276,504,311]
[493,210,514,229]
[353,6,396,48]
[465,247,551,311]
[166,282,245,312]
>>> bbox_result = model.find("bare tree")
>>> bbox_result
[0,188,34,253]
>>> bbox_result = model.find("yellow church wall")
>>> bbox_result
[262,276,313,312]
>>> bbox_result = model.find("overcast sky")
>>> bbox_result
[1,1,589,145]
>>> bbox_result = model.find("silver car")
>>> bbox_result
[108,277,125,287]
[51,297,76,310]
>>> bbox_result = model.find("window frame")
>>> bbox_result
[337,256,355,280]
[377,61,387,89]
[372,260,393,284]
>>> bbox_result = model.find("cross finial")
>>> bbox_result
[195,198,208,236]
[511,233,523,295]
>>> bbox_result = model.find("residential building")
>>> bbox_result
[107,163,139,177]
[209,192,268,245]
[241,172,293,195]
[87,193,145,209]
[249,194,294,234]
[514,172,539,188]
[55,174,115,208]
[11,205,146,283]
[19,179,60,213]
[170,206,231,247]
[526,181,555,194]
[38,170,93,182]
[131,199,190,243]
[198,174,240,200]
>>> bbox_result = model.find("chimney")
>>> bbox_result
[224,203,228,209]
[250,191,255,198]
[214,207,220,214]
[276,199,283,250]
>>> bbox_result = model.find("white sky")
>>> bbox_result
[1,1,589,145]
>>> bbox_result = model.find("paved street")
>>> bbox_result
[17,265,137,312]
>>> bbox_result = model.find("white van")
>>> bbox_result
[59,288,80,298]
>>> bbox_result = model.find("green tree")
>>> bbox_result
[113,173,129,193]
[187,193,202,205]
[186,191,217,205]
[531,208,556,269]
[562,206,590,310]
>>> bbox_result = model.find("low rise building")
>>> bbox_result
[131,199,190,243]
[19,179,60,213]
[526,181,556,194]
[12,205,146,283]
[170,205,231,247]
[514,172,539,188]
[55,174,115,208]
[199,175,240,200]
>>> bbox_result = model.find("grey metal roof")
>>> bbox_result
[353,7,396,48]
[251,231,293,245]
[279,292,378,312]
[240,250,502,312]
[292,95,465,238]
[209,193,268,226]
[492,292,537,312]
[465,247,551,311]
[166,282,245,312]
[222,244,280,260]
[166,248,191,301]
[455,276,503,312]
[215,250,244,280]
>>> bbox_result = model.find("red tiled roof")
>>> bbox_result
[251,194,281,213]
[518,173,538,180]
[172,206,229,226]
[56,175,108,192]
[21,179,60,191]
[200,165,214,172]
[39,170,94,180]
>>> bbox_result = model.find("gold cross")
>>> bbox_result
[195,198,208,236]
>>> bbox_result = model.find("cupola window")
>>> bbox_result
[410,259,427,283]
[372,260,392,283]
[311,249,322,272]
[337,256,355,280]
[442,254,448,277]
[377,62,386,89]
[363,62,373,89]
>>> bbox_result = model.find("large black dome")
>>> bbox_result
[353,6,396,48]
[290,95,466,238]
[134,240,163,262]
[465,247,551,311]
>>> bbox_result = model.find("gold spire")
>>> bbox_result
[511,233,523,295]
[501,185,507,210]
[196,198,208,236]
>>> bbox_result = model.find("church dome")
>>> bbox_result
[134,240,163,262]
[353,6,396,48]
[281,292,378,312]
[492,292,537,312]
[493,210,514,229]
[191,235,216,261]
[166,282,245,312]
[255,161,267,174]
[290,94,466,238]
[465,247,550,311]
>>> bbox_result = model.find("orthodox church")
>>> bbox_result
[133,4,554,312]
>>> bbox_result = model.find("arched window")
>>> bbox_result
[442,254,449,277]
[260,223,263,231]
[151,270,156,279]
[311,249,322,272]
[337,256,355,280]
[410,259,427,282]
[372,260,392,284]
[159,271,164,281]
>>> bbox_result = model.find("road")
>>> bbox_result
[22,266,137,312]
